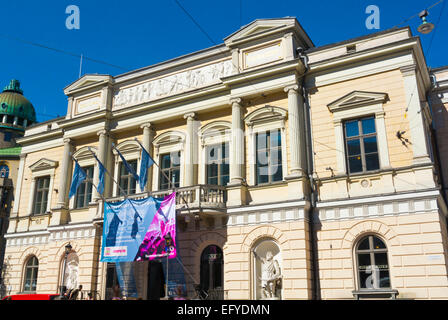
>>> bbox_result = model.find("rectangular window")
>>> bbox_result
[256,129,283,184]
[118,160,137,196]
[74,166,94,209]
[159,152,181,190]
[206,143,229,186]
[344,117,380,174]
[33,176,50,215]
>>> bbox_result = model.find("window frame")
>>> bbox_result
[343,116,380,174]
[33,175,51,215]
[159,151,181,191]
[255,129,284,185]
[327,91,391,175]
[112,140,143,197]
[245,106,288,186]
[118,159,138,196]
[355,234,391,291]
[73,165,94,209]
[22,256,39,293]
[205,142,230,186]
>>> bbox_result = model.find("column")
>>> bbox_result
[93,130,109,201]
[57,138,74,208]
[284,84,306,177]
[184,113,197,187]
[11,154,26,217]
[141,123,156,192]
[400,64,431,165]
[230,98,245,185]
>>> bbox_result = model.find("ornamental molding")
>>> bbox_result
[113,60,233,110]
[327,90,389,113]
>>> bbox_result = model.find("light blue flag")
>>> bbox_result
[69,161,87,199]
[114,145,139,182]
[92,153,106,195]
[138,143,154,191]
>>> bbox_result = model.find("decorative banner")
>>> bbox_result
[115,262,139,299]
[101,192,177,262]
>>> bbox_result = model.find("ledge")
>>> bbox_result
[352,289,399,300]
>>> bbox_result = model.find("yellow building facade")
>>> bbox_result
[2,18,448,300]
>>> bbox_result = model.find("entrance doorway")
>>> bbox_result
[200,245,223,299]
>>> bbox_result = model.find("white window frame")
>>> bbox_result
[199,121,232,185]
[327,91,390,175]
[69,146,98,209]
[112,140,142,196]
[244,106,288,186]
[152,131,185,191]
[28,158,58,215]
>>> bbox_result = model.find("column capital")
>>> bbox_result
[97,129,108,137]
[63,137,73,145]
[183,112,196,120]
[230,97,243,106]
[140,122,155,131]
[284,84,301,94]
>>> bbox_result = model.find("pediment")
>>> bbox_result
[327,91,389,112]
[244,105,288,125]
[224,18,313,48]
[29,158,59,172]
[72,146,98,161]
[64,74,113,95]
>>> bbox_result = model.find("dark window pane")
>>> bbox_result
[374,253,389,270]
[362,118,376,135]
[161,154,171,169]
[365,153,380,171]
[373,236,386,249]
[257,151,269,166]
[379,271,390,288]
[347,139,361,156]
[358,237,370,250]
[359,271,371,289]
[345,121,359,137]
[364,136,378,153]
[348,156,363,173]
[358,253,371,269]
[257,167,269,184]
[271,165,283,182]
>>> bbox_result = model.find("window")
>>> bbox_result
[0,165,9,178]
[344,117,380,174]
[118,160,137,196]
[3,132,11,142]
[356,235,390,290]
[159,152,180,190]
[23,256,39,293]
[33,176,50,215]
[256,129,283,184]
[74,166,94,209]
[206,143,229,186]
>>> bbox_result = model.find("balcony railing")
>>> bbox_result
[106,184,227,215]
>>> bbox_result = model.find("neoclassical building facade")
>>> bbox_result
[2,18,448,300]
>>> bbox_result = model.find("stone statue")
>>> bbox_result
[253,250,282,299]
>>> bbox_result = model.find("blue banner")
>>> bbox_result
[101,193,177,263]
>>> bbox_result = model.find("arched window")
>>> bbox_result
[0,165,9,178]
[23,256,39,293]
[355,235,391,290]
[200,245,223,299]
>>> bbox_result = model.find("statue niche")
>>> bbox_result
[252,239,282,300]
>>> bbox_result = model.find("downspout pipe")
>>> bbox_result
[297,46,320,300]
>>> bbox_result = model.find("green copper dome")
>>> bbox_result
[0,80,36,123]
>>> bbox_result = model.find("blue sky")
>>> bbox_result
[1,0,446,122]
